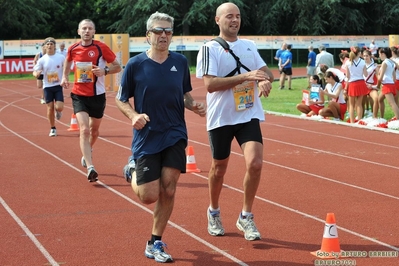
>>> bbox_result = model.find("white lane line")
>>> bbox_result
[100,183,249,266]
[2,93,399,259]
[265,122,399,149]
[191,172,399,252]
[264,137,399,171]
[0,197,60,266]
[0,122,247,266]
[189,139,399,201]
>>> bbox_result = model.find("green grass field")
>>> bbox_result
[0,73,394,119]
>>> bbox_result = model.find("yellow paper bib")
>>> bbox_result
[75,62,93,83]
[47,71,59,84]
[233,81,255,111]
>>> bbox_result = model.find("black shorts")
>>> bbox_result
[208,119,263,160]
[71,93,106,119]
[43,85,64,104]
[282,68,292,75]
[37,74,44,80]
[135,139,187,185]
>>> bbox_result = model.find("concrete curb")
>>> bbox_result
[264,110,399,135]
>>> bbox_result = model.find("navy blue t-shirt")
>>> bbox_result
[117,51,191,158]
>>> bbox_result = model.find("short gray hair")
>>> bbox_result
[78,19,95,29]
[146,12,174,30]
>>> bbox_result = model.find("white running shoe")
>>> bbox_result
[49,128,57,137]
[87,166,98,182]
[145,240,173,263]
[207,209,224,236]
[236,213,261,241]
[81,156,87,168]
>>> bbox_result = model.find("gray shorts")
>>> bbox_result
[307,66,316,75]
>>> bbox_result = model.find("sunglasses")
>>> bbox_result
[149,27,173,35]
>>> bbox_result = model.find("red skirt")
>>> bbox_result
[348,80,368,96]
[382,83,396,96]
[395,80,399,91]
[309,104,324,115]
[339,103,347,120]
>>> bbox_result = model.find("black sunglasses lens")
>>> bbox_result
[152,27,173,34]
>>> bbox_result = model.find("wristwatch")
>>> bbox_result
[104,66,110,76]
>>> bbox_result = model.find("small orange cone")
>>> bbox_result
[67,114,79,131]
[186,146,201,173]
[311,213,344,259]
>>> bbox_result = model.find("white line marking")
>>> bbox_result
[264,137,399,171]
[188,140,399,200]
[0,122,247,266]
[0,197,60,266]
[2,87,399,261]
[191,172,399,252]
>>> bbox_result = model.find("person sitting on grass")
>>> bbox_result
[319,71,347,121]
[296,75,324,116]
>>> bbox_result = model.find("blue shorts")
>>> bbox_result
[135,139,187,185]
[43,85,64,104]
[208,119,263,160]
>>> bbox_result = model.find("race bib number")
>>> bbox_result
[75,62,93,83]
[233,81,255,111]
[47,71,59,83]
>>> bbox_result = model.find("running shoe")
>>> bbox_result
[145,240,173,263]
[49,128,57,137]
[122,158,135,183]
[81,156,87,168]
[236,213,261,241]
[207,209,224,236]
[87,166,98,182]
[55,111,62,120]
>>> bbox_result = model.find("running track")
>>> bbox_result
[1,70,399,265]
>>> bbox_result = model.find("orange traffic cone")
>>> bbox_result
[186,146,201,173]
[67,114,79,131]
[311,213,344,259]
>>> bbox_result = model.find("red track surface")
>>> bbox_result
[1,70,399,266]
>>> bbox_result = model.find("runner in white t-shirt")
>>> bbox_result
[33,37,65,137]
[196,2,274,242]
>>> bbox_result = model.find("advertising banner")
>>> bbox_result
[0,41,3,59]
[3,38,77,56]
[0,58,35,74]
[1,35,393,56]
[111,34,129,91]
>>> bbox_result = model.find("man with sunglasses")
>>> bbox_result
[196,2,274,241]
[115,11,206,263]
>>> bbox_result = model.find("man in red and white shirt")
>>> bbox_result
[61,19,121,182]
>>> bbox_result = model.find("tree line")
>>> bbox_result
[1,0,399,41]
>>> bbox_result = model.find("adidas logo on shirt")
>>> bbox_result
[170,66,177,71]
